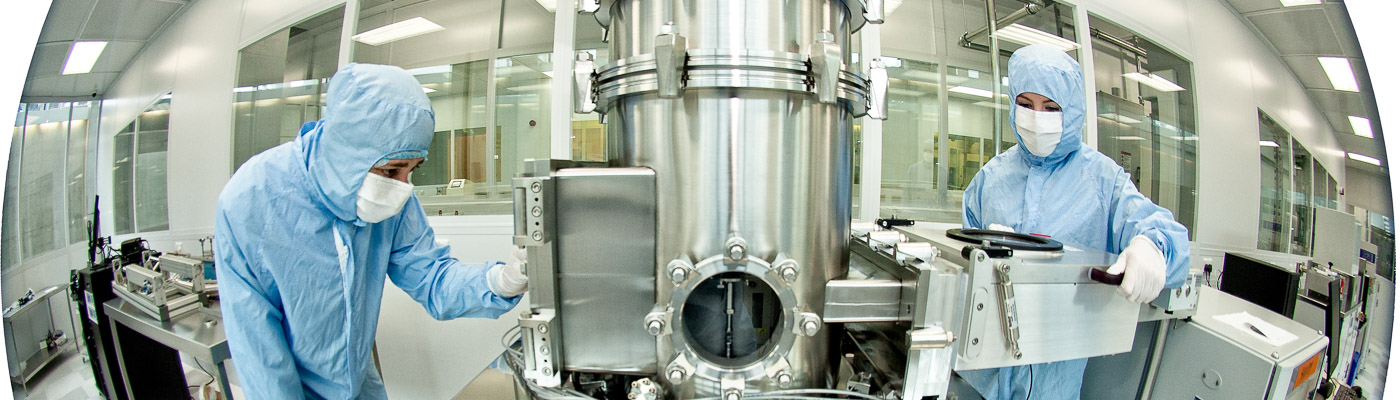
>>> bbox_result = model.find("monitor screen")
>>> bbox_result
[1220,253,1300,318]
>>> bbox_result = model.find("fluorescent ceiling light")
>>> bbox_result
[352,17,445,46]
[1348,152,1382,166]
[422,87,437,93]
[1349,116,1373,138]
[973,101,1008,110]
[233,87,255,93]
[949,86,993,98]
[1260,140,1279,147]
[535,0,557,12]
[1115,136,1147,141]
[1317,57,1360,92]
[1280,0,1321,6]
[993,24,1080,53]
[62,41,107,75]
[406,65,452,76]
[1123,72,1185,92]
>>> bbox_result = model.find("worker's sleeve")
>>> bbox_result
[214,208,304,398]
[1105,167,1191,288]
[962,169,987,230]
[385,196,520,320]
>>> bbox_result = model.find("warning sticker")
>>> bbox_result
[1292,351,1322,390]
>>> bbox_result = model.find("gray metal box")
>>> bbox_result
[1150,287,1327,400]
[553,168,658,373]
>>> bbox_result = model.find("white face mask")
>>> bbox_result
[1014,105,1064,157]
[356,173,414,223]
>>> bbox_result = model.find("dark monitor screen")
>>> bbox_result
[1220,253,1300,318]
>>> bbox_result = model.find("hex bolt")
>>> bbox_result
[667,368,686,383]
[977,254,986,262]
[646,319,664,336]
[781,266,798,282]
[632,381,640,388]
[728,244,745,260]
[532,231,543,241]
[542,367,553,375]
[803,320,820,336]
[538,324,548,334]
[540,345,550,355]
[531,182,542,193]
[531,206,542,217]
[724,389,742,400]
[777,373,793,388]
[628,393,638,400]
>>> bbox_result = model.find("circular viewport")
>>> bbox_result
[681,272,783,367]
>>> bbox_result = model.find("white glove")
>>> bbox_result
[1107,235,1166,303]
[987,223,1014,233]
[488,247,529,298]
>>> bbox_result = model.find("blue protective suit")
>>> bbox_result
[957,45,1190,399]
[215,63,521,399]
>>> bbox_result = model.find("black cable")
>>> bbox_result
[1026,364,1033,400]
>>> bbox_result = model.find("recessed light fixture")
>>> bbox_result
[1280,0,1322,6]
[993,24,1080,53]
[1348,152,1382,166]
[1318,57,1360,92]
[1123,72,1186,92]
[1348,116,1373,138]
[62,41,107,75]
[1260,140,1279,147]
[352,17,445,46]
[949,86,993,98]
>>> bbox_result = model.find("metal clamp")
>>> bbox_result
[994,263,1022,359]
[574,53,598,114]
[809,30,841,104]
[513,177,553,245]
[578,0,600,13]
[893,242,935,267]
[655,22,688,99]
[909,326,956,350]
[867,59,889,119]
[864,0,886,23]
[519,309,563,386]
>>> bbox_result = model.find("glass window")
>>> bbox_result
[3,101,97,270]
[1258,111,1289,252]
[232,6,344,171]
[1290,138,1312,256]
[409,60,496,215]
[114,95,172,234]
[493,53,553,185]
[1089,15,1198,237]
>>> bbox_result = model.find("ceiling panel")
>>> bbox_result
[1307,89,1370,114]
[1225,0,1283,15]
[1322,4,1364,58]
[1280,55,1333,90]
[25,43,70,81]
[79,0,183,42]
[37,0,97,43]
[1246,9,1345,56]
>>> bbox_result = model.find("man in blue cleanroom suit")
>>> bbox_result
[215,63,528,399]
[958,44,1190,399]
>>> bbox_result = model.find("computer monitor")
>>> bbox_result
[1220,252,1300,318]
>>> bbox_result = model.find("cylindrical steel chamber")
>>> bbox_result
[588,0,873,396]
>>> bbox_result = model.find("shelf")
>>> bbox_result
[10,342,73,385]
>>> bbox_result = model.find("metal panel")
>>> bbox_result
[1313,207,1361,275]
[554,167,659,373]
[823,279,907,323]
[1149,287,1328,400]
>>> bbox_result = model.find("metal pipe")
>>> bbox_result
[1089,27,1148,58]
[1138,320,1172,400]
[959,3,1043,48]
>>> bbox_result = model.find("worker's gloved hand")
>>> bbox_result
[488,247,529,298]
[1107,235,1166,303]
[987,223,1015,233]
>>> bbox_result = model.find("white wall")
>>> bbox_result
[1348,166,1393,217]
[1067,0,1349,248]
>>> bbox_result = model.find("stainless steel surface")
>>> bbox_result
[1138,319,1171,400]
[586,0,867,395]
[5,285,78,386]
[823,279,908,323]
[554,168,658,373]
[104,298,234,398]
[1148,287,1328,400]
[897,223,1142,370]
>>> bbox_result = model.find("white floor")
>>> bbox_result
[9,351,229,400]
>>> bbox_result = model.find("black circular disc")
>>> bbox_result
[945,228,1064,252]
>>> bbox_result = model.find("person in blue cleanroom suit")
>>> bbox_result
[215,63,528,399]
[957,44,1190,400]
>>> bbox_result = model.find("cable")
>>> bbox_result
[1025,364,1033,400]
